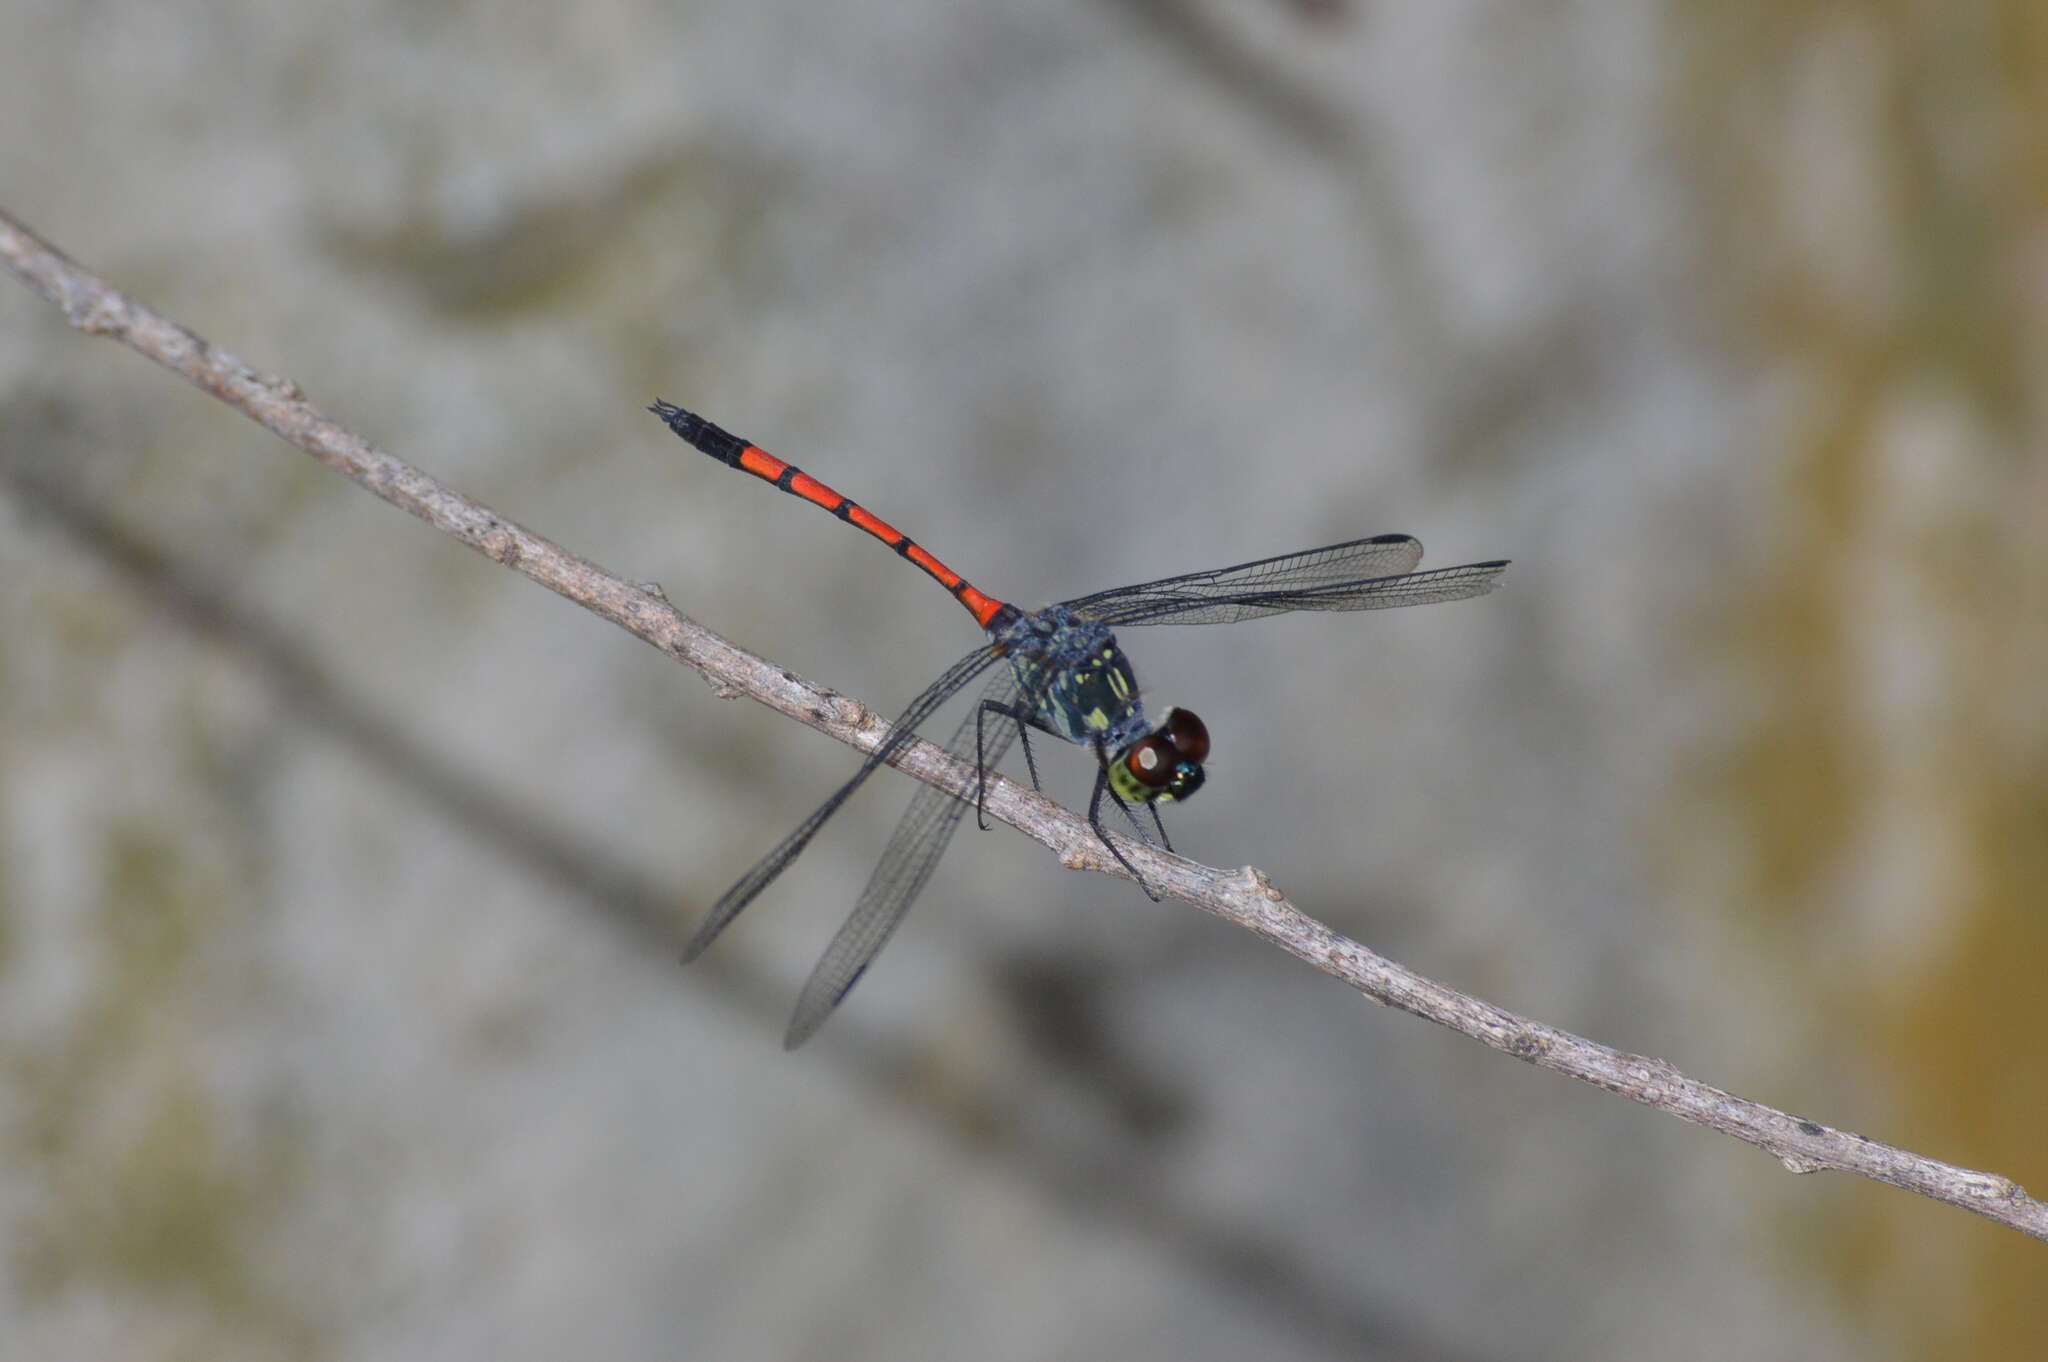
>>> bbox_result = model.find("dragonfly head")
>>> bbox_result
[1109,708,1210,804]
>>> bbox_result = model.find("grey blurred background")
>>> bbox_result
[2,2,2043,1359]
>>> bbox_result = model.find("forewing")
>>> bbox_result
[682,644,1005,963]
[783,669,1025,1047]
[1065,534,1423,621]
[1068,531,1506,627]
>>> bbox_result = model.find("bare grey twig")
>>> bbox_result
[4,205,2042,1243]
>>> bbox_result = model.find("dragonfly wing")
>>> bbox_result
[784,669,1025,1047]
[1091,557,1510,627]
[683,644,1005,962]
[1063,533,1424,620]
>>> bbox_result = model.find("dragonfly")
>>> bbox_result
[651,400,1508,1047]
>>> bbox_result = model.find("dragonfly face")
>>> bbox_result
[1108,707,1210,805]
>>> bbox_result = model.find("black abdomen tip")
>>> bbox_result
[649,399,749,465]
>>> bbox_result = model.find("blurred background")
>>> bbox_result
[2,1,2044,1358]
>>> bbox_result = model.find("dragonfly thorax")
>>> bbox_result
[993,605,1153,752]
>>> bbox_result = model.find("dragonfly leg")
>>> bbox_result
[973,700,998,830]
[1087,742,1162,901]
[1146,801,1174,853]
[1015,719,1042,793]
[1098,749,1159,847]
[976,699,1054,829]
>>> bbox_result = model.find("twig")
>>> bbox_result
[4,205,2042,1243]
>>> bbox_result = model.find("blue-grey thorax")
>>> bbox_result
[991,604,1151,752]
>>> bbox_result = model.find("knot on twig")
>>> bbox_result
[480,525,521,567]
[1958,1172,2026,1202]
[1059,839,1103,872]
[64,285,129,337]
[233,360,301,401]
[1236,865,1284,901]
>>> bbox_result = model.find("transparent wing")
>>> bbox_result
[784,668,1025,1048]
[682,644,1005,963]
[1096,558,1510,627]
[1064,534,1506,628]
[1065,533,1423,618]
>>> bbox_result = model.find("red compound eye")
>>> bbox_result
[1162,708,1209,763]
[1123,736,1177,789]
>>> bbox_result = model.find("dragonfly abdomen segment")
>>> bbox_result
[651,400,1008,629]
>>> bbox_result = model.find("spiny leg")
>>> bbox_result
[1086,743,1162,902]
[1104,772,1157,846]
[973,700,999,831]
[1093,738,1160,847]
[1146,801,1174,853]
[975,698,1053,830]
[1013,714,1042,794]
